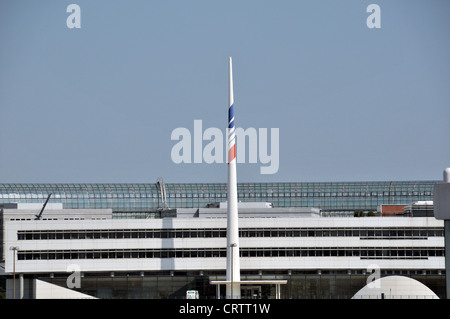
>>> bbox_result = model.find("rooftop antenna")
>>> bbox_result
[34,193,52,220]
[156,178,169,210]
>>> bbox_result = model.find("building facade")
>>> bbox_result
[0,181,445,299]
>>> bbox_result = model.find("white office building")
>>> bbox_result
[1,203,445,299]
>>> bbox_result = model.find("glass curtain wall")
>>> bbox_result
[40,271,445,299]
[0,181,437,214]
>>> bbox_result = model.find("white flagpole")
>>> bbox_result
[226,56,240,299]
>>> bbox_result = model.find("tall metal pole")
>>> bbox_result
[226,57,240,299]
[230,243,237,298]
[9,246,18,299]
[13,250,16,299]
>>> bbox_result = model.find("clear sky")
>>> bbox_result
[0,0,449,184]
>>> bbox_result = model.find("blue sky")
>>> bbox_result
[0,0,449,183]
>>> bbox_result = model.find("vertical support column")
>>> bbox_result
[444,169,450,299]
[19,274,24,299]
[435,168,450,299]
[446,221,450,299]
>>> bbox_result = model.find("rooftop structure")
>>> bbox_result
[0,181,437,216]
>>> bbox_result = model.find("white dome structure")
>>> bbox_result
[352,275,439,299]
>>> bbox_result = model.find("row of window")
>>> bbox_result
[17,247,444,261]
[17,227,444,241]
